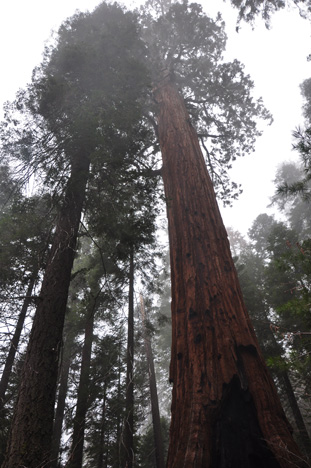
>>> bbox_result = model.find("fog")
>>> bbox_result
[1,0,311,234]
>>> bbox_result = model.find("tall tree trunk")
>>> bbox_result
[122,248,135,468]
[50,337,73,468]
[105,427,110,468]
[280,371,311,459]
[97,386,107,468]
[0,274,37,413]
[139,294,165,468]
[153,71,306,468]
[68,308,95,468]
[2,153,90,468]
[239,256,311,459]
[267,327,311,458]
[117,341,123,467]
[253,312,311,458]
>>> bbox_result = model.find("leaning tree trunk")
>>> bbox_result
[122,248,135,468]
[139,294,166,468]
[68,308,95,468]
[2,152,90,468]
[153,71,306,468]
[0,273,37,413]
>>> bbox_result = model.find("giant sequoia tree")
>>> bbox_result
[1,4,148,467]
[142,2,306,466]
[1,1,308,466]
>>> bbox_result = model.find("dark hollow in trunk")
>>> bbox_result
[211,375,280,468]
[154,72,306,468]
[2,153,90,468]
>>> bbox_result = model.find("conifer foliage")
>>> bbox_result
[0,1,310,467]
[0,4,151,467]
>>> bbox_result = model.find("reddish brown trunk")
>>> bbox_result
[154,72,305,468]
[2,153,90,468]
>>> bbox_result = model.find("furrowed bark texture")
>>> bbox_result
[2,153,90,468]
[154,74,305,468]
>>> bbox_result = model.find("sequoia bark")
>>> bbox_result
[2,153,90,468]
[154,72,306,468]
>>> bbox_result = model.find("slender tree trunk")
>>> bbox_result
[280,371,311,458]
[97,386,107,468]
[105,427,110,468]
[153,71,306,468]
[122,249,135,468]
[2,153,90,468]
[117,342,123,467]
[139,294,165,468]
[68,308,95,468]
[50,339,73,468]
[253,314,311,458]
[267,326,311,458]
[0,274,37,413]
[240,258,311,459]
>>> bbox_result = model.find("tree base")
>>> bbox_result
[211,375,281,468]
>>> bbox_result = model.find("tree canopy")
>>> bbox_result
[230,0,311,26]
[1,0,310,467]
[141,1,272,203]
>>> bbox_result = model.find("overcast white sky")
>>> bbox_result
[1,0,311,235]
[213,3,311,234]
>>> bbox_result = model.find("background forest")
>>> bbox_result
[0,0,311,467]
